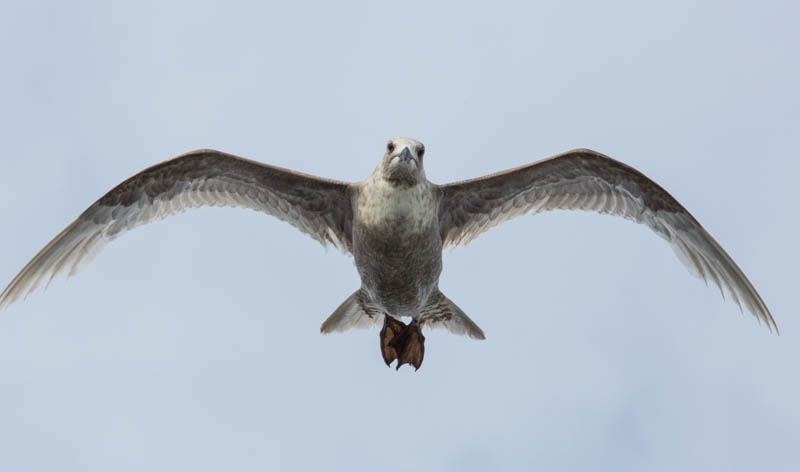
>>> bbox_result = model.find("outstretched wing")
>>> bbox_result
[437,149,775,331]
[0,149,353,309]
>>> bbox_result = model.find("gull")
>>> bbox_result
[0,138,776,369]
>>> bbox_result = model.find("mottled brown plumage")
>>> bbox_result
[0,138,776,371]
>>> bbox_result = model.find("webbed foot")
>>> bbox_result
[379,317,425,371]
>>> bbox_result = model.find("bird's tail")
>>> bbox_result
[420,291,485,340]
[320,290,383,334]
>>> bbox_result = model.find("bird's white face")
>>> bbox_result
[380,137,426,186]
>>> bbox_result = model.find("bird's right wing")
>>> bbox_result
[0,149,354,309]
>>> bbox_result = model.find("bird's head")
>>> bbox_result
[379,137,426,187]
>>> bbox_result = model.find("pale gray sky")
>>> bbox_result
[0,1,798,470]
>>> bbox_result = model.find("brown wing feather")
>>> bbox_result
[0,149,353,309]
[438,149,776,332]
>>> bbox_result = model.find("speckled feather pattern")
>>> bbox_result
[0,150,353,309]
[437,149,776,332]
[352,176,442,317]
[0,143,775,339]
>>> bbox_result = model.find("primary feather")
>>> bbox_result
[0,150,353,309]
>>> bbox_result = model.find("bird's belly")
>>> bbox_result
[353,222,442,316]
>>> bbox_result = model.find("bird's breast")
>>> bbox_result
[356,179,437,233]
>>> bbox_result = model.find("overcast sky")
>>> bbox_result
[0,1,798,470]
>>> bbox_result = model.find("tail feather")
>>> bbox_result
[421,291,485,340]
[320,290,383,334]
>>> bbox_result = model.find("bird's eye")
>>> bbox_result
[387,142,395,153]
[418,147,425,159]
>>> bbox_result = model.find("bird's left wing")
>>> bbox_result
[0,150,353,309]
[437,149,775,331]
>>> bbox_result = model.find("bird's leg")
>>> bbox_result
[379,317,425,371]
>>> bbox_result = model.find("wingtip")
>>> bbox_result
[0,284,21,311]
[767,314,780,336]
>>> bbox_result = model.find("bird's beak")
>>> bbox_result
[398,147,416,164]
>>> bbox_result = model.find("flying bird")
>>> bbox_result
[0,138,776,369]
